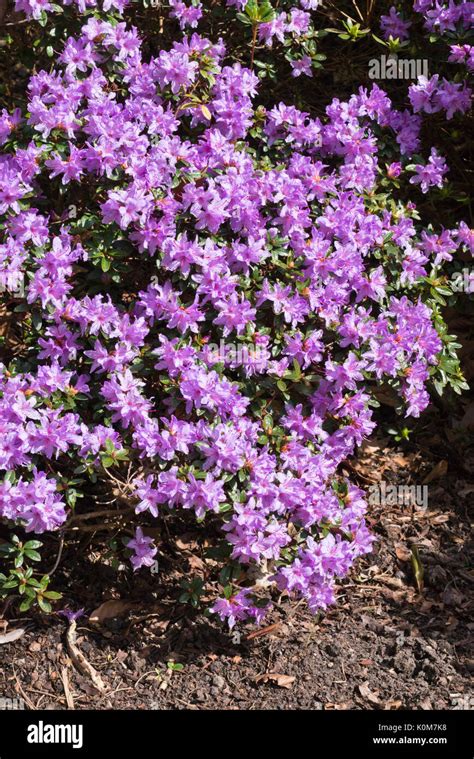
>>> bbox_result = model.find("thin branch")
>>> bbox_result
[68,507,134,524]
[47,534,65,576]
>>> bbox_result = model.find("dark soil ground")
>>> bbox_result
[0,397,473,711]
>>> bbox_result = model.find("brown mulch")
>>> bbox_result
[0,402,473,711]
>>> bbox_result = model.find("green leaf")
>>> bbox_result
[24,550,41,562]
[24,541,42,550]
[104,438,115,454]
[1,579,18,590]
[38,597,52,614]
[19,597,33,612]
[236,11,252,23]
[42,591,62,600]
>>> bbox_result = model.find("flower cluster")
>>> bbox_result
[414,0,474,34]
[0,4,470,626]
[413,1,474,76]
[14,0,131,19]
[409,75,472,120]
[380,6,412,41]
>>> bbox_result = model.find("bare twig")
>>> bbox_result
[68,507,134,524]
[250,22,258,69]
[66,620,108,693]
[61,666,75,709]
[13,667,37,710]
[48,534,65,576]
[65,520,133,533]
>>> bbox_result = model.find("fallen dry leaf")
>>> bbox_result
[446,615,459,629]
[246,623,281,640]
[380,587,414,603]
[419,600,438,614]
[255,673,296,689]
[176,536,199,551]
[391,454,412,468]
[430,514,450,525]
[384,700,402,710]
[395,545,411,562]
[0,628,25,645]
[89,599,133,624]
[360,437,388,454]
[358,681,380,704]
[422,459,448,484]
[186,554,206,571]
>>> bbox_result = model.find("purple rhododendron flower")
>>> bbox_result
[410,148,448,193]
[380,6,412,41]
[127,527,157,571]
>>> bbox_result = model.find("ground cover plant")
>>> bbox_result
[0,1,472,634]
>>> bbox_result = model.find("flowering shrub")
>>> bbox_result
[0,1,471,626]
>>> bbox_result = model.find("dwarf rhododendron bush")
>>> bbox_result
[0,1,471,625]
